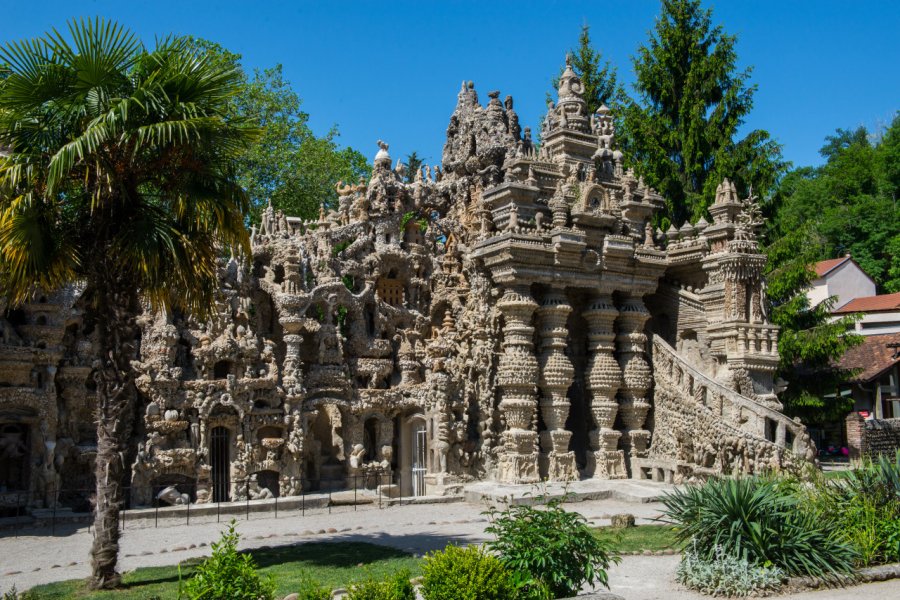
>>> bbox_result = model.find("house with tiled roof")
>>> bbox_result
[834,291,900,336]
[837,332,900,419]
[807,255,876,310]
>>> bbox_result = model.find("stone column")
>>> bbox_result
[616,297,652,473]
[584,294,626,479]
[496,286,540,483]
[537,291,577,481]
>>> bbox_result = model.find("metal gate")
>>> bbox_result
[412,424,427,496]
[211,427,230,502]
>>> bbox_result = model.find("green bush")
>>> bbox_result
[347,569,415,600]
[294,570,333,600]
[2,586,35,600]
[178,521,276,600]
[484,496,618,598]
[805,451,900,566]
[421,545,517,600]
[676,543,785,596]
[662,476,856,580]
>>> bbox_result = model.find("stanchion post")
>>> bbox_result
[246,480,250,520]
[51,487,57,536]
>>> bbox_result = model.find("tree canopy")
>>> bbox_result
[619,0,786,226]
[0,18,255,588]
[767,116,900,293]
[188,39,370,222]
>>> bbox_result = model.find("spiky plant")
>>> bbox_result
[662,476,856,580]
[0,18,255,588]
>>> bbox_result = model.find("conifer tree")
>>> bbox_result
[565,25,624,115]
[620,0,785,226]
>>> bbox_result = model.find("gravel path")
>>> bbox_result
[1,497,898,599]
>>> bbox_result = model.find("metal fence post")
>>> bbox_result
[246,480,250,520]
[186,499,190,526]
[354,475,357,511]
[274,494,278,520]
[301,480,305,517]
[51,487,57,536]
[15,492,21,539]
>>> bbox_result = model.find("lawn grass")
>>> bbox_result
[26,541,420,600]
[24,525,682,598]
[594,524,683,553]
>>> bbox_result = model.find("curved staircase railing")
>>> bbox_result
[634,335,815,482]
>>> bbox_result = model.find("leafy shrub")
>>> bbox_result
[804,451,900,566]
[662,476,856,580]
[421,545,518,600]
[347,569,414,600]
[484,495,618,598]
[294,570,333,600]
[2,587,35,600]
[178,521,275,600]
[676,543,785,596]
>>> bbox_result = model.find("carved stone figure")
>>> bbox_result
[0,57,814,514]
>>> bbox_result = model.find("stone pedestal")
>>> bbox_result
[496,287,540,483]
[616,297,652,475]
[584,294,627,479]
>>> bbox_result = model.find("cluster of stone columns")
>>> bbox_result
[495,287,652,483]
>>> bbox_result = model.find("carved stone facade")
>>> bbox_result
[0,58,815,512]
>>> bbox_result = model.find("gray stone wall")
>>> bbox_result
[847,413,900,459]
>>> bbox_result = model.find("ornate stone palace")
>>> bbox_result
[0,59,816,513]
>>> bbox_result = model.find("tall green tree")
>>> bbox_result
[556,24,625,116]
[0,19,254,588]
[620,0,786,226]
[189,39,369,221]
[405,150,424,183]
[763,223,862,422]
[769,117,900,292]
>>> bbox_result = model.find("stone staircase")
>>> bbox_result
[632,335,815,483]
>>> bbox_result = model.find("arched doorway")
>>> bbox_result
[210,426,231,502]
[411,421,427,496]
[0,423,29,492]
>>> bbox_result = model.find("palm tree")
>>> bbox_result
[0,19,255,588]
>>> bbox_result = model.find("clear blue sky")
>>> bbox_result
[2,1,898,171]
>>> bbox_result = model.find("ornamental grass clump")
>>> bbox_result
[178,521,275,600]
[484,495,618,599]
[662,476,856,583]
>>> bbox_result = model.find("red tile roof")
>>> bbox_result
[814,256,852,277]
[833,292,900,314]
[836,332,900,383]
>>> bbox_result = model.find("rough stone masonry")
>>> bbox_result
[0,56,816,514]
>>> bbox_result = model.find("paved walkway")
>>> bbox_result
[1,496,898,598]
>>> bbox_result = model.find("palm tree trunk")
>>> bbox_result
[88,281,139,590]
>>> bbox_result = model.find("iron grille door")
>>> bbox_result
[211,427,230,502]
[412,425,427,496]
